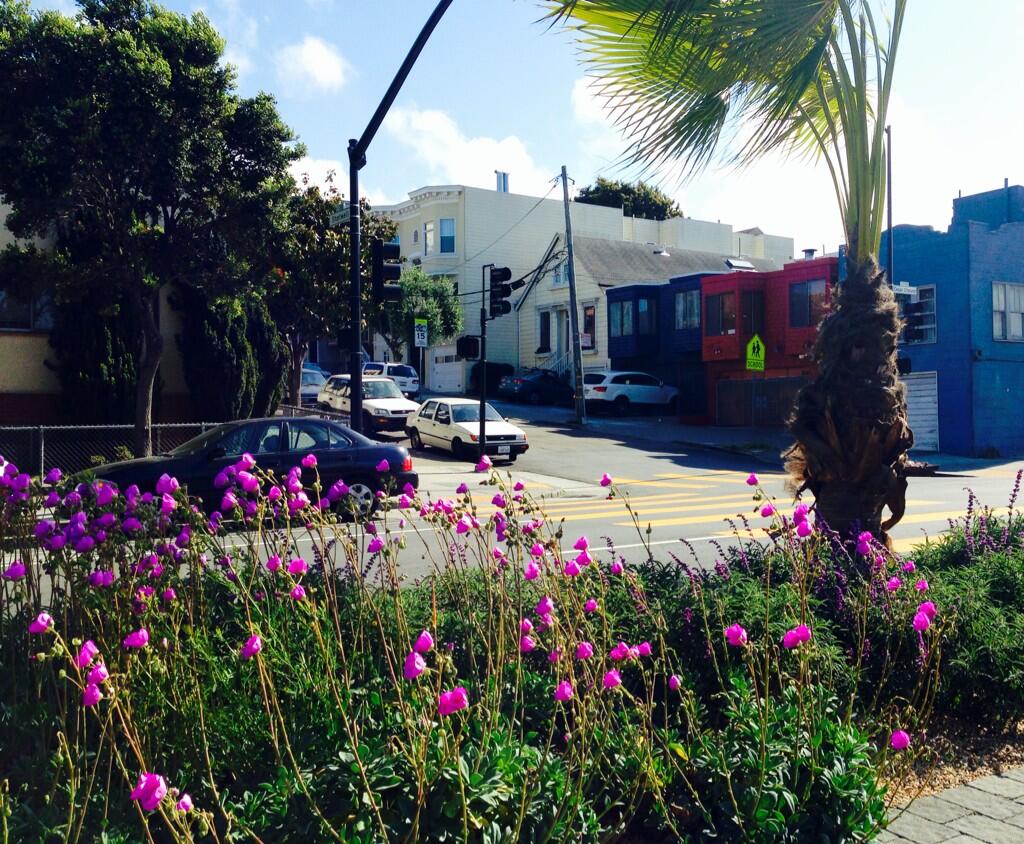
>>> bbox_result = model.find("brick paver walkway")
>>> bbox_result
[881,768,1024,843]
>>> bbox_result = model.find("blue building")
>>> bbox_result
[882,182,1024,457]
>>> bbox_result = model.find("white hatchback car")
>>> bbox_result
[363,362,420,397]
[318,375,420,435]
[583,371,680,416]
[406,398,529,462]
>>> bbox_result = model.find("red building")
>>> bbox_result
[702,256,838,426]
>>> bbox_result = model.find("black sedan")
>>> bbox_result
[92,417,418,516]
[496,369,573,406]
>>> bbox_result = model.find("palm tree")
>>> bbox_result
[547,0,912,542]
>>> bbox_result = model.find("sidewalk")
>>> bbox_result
[882,768,1024,843]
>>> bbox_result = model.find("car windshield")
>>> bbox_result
[363,380,404,399]
[452,404,503,423]
[363,363,385,374]
[302,371,326,387]
[165,426,229,457]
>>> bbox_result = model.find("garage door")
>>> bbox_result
[902,372,939,452]
[429,345,465,394]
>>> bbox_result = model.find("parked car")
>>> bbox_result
[300,369,327,407]
[406,398,528,462]
[303,362,332,379]
[497,368,573,406]
[91,417,417,517]
[583,371,679,415]
[320,375,420,435]
[363,362,420,397]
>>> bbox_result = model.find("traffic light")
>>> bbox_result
[371,238,402,304]
[456,335,480,359]
[488,266,513,318]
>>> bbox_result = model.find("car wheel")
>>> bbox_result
[361,412,376,438]
[452,438,466,461]
[409,429,424,451]
[337,481,378,520]
[614,395,630,416]
[507,454,518,463]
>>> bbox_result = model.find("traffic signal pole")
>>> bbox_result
[346,0,453,433]
[479,264,491,460]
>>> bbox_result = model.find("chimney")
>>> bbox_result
[802,248,817,261]
[495,171,509,193]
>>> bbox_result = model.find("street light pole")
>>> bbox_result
[886,124,894,285]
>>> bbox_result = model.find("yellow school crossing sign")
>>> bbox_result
[745,333,765,371]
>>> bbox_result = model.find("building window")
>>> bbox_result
[741,290,765,336]
[674,289,700,330]
[993,281,1024,341]
[609,300,633,337]
[537,310,551,353]
[637,297,657,335]
[439,217,455,254]
[582,304,596,350]
[789,279,828,328]
[0,289,54,332]
[423,221,435,256]
[412,228,419,244]
[705,292,736,336]
[904,285,936,344]
[552,262,567,287]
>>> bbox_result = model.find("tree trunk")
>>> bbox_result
[784,255,913,545]
[288,339,305,406]
[132,289,164,458]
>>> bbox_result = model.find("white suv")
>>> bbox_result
[318,375,420,434]
[364,362,420,398]
[583,371,679,416]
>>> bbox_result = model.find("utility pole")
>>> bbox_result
[886,124,894,286]
[561,165,587,425]
[479,264,491,460]
[346,0,453,432]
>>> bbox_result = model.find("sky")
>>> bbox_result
[32,0,1024,255]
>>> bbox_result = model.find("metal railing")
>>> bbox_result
[276,404,350,423]
[0,422,215,477]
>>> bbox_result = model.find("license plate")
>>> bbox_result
[497,445,510,454]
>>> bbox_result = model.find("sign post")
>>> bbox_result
[745,333,766,372]
[414,317,428,348]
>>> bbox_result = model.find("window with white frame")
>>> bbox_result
[993,281,1024,341]
[537,310,552,353]
[552,261,567,287]
[439,218,455,254]
[904,285,936,344]
[0,288,55,332]
[674,289,700,330]
[423,221,435,256]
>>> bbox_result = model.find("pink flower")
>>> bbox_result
[455,515,473,535]
[176,794,193,812]
[796,520,813,538]
[794,624,811,643]
[403,650,426,679]
[915,579,929,592]
[29,613,53,634]
[603,669,621,689]
[403,482,416,496]
[637,641,652,657]
[575,641,594,660]
[367,536,385,555]
[668,675,681,692]
[530,542,546,558]
[237,453,256,471]
[610,561,624,576]
[760,503,775,517]
[563,559,582,577]
[724,624,747,647]
[82,683,103,707]
[475,455,492,473]
[547,648,561,663]
[375,459,390,473]
[241,635,262,661]
[782,630,801,649]
[523,560,540,580]
[535,595,554,616]
[599,473,612,487]
[793,503,809,524]
[514,481,525,491]
[610,641,631,661]
[491,493,506,508]
[745,473,758,486]
[454,482,469,495]
[584,598,598,613]
[918,601,937,620]
[44,467,62,485]
[290,584,306,601]
[554,680,573,702]
[520,635,536,653]
[130,773,168,812]
[301,453,317,468]
[575,549,594,567]
[890,730,911,751]
[398,494,412,509]
[268,485,282,502]
[856,531,873,556]
[902,560,916,573]
[287,557,308,576]
[414,630,434,653]
[886,576,902,592]
[573,535,589,551]
[123,628,149,649]
[912,611,931,632]
[76,640,99,669]
[266,555,281,572]
[87,663,109,685]
[438,686,469,716]
[3,560,26,580]
[520,618,533,634]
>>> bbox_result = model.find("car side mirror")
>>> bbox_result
[206,446,226,461]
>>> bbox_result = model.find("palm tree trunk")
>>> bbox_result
[784,254,913,544]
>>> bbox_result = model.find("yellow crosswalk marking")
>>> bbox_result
[616,502,952,529]
[537,490,762,516]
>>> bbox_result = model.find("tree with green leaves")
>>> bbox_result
[548,0,911,542]
[0,0,298,455]
[378,266,463,364]
[575,177,682,220]
[269,179,397,405]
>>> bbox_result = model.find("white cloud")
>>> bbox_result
[288,156,398,208]
[197,0,259,80]
[275,36,351,96]
[383,107,557,197]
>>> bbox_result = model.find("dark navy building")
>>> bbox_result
[882,182,1024,457]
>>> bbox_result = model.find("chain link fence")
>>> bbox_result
[0,423,214,477]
